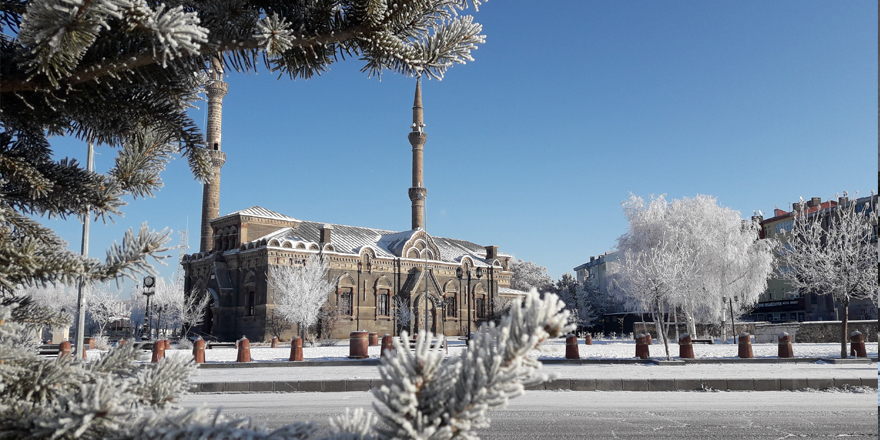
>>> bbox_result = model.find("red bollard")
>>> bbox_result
[645,334,652,345]
[349,331,369,359]
[368,332,379,346]
[164,339,171,350]
[380,334,394,357]
[584,334,593,345]
[565,334,580,359]
[678,334,694,359]
[84,337,95,350]
[236,337,251,362]
[151,340,165,363]
[635,334,649,359]
[738,333,753,359]
[778,332,794,358]
[271,337,278,348]
[192,338,205,363]
[850,331,867,358]
[59,340,71,358]
[289,336,303,361]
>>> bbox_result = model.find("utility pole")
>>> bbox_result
[74,140,94,359]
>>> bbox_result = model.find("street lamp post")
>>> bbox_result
[142,275,155,340]
[456,267,463,337]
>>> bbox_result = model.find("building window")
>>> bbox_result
[340,289,352,316]
[247,292,255,316]
[476,296,486,319]
[446,295,457,318]
[377,291,389,316]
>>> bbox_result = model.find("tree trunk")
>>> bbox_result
[684,310,697,338]
[840,298,849,359]
[656,297,671,361]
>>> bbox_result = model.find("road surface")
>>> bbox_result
[181,390,878,439]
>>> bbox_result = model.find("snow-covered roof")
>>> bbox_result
[247,218,506,267]
[214,206,300,222]
[498,287,529,296]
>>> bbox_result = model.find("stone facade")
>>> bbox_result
[184,82,524,342]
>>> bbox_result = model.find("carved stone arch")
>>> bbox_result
[407,248,420,259]
[491,259,503,269]
[296,242,306,250]
[359,247,376,259]
[401,230,441,261]
[260,239,268,247]
[269,239,281,247]
[442,279,457,293]
[375,275,393,290]
[308,243,320,251]
[338,273,356,287]
[239,244,247,251]
[243,270,257,287]
[473,282,486,295]
[323,243,335,252]
[282,241,293,248]
[460,256,474,271]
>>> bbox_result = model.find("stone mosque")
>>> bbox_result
[181,75,524,341]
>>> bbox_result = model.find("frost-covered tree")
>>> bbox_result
[1,0,489,289]
[612,194,774,342]
[780,194,878,358]
[85,285,130,338]
[509,259,554,293]
[574,283,604,329]
[268,254,337,338]
[393,294,414,335]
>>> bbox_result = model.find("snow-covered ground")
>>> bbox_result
[123,337,878,364]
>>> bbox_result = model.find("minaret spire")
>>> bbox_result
[408,79,428,230]
[199,55,228,252]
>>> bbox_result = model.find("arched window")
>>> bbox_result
[339,289,353,316]
[476,296,487,319]
[377,291,389,316]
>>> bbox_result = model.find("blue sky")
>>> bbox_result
[45,0,878,294]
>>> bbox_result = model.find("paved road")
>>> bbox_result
[181,390,878,439]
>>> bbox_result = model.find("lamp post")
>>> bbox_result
[142,275,155,340]
[456,267,463,336]
[475,267,483,326]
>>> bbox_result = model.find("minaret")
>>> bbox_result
[199,56,228,252]
[408,80,428,230]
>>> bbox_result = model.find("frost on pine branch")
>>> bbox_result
[0,290,570,440]
[371,288,573,439]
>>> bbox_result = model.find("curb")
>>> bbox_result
[189,377,878,393]
[194,357,876,368]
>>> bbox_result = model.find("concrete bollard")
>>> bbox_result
[777,332,794,358]
[271,337,278,348]
[565,333,580,359]
[236,337,251,362]
[380,334,394,357]
[635,334,649,359]
[645,334,652,345]
[850,331,867,358]
[349,331,369,359]
[368,332,379,346]
[290,337,303,361]
[192,338,205,363]
[678,334,694,359]
[584,334,592,345]
[738,333,753,359]
[59,340,71,358]
[151,340,165,363]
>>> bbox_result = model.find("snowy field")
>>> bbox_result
[123,337,878,364]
